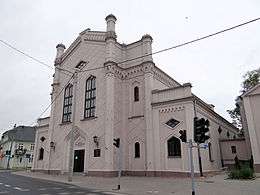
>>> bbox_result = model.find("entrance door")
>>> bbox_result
[73,149,85,172]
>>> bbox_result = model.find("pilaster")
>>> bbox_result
[104,62,116,170]
[144,67,154,171]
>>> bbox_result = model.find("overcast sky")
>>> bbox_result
[0,0,260,135]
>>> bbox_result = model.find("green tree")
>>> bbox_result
[227,68,260,129]
[241,69,260,93]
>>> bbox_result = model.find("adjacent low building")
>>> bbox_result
[0,126,36,169]
[32,14,248,176]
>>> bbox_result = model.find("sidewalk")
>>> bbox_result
[13,171,260,195]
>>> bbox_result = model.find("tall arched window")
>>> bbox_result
[62,84,73,123]
[134,142,140,158]
[208,142,213,162]
[134,86,139,102]
[39,147,44,160]
[167,136,181,157]
[85,76,96,118]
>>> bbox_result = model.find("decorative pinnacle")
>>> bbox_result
[141,34,153,41]
[105,14,117,21]
[56,43,66,49]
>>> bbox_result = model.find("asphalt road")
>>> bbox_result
[0,171,121,195]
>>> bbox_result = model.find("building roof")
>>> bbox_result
[1,126,36,143]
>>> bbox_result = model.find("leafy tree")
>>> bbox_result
[227,102,241,129]
[241,69,260,93]
[227,68,260,129]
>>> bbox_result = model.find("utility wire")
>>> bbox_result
[0,39,73,76]
[13,16,260,125]
[30,46,103,125]
[2,17,259,74]
[30,74,74,126]
[0,39,53,69]
[117,17,260,65]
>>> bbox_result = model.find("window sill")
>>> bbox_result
[59,121,72,126]
[128,115,144,119]
[168,156,181,159]
[81,116,98,121]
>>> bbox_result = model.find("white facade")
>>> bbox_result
[240,84,260,172]
[32,15,242,176]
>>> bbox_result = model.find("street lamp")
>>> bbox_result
[50,141,55,150]
[93,136,99,148]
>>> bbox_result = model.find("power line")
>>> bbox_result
[117,17,260,65]
[0,39,54,69]
[2,17,259,75]
[18,16,260,125]
[30,74,74,126]
[30,46,104,125]
[0,39,73,76]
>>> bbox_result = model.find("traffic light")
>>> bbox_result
[203,119,210,142]
[179,130,187,142]
[113,138,120,148]
[194,117,210,143]
[194,117,204,143]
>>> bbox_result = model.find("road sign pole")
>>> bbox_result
[189,139,195,195]
[117,142,122,190]
[197,143,203,177]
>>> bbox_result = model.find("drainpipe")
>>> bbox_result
[6,136,14,170]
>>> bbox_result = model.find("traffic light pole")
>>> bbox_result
[188,139,196,195]
[117,143,122,190]
[193,100,203,177]
[197,143,203,177]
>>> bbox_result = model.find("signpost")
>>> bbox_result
[188,139,196,195]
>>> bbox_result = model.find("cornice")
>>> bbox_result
[83,31,106,42]
[152,96,194,107]
[102,61,182,86]
[159,105,185,113]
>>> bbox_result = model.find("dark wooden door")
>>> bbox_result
[73,149,85,172]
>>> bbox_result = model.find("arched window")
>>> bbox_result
[134,142,140,158]
[134,86,139,102]
[85,76,96,118]
[208,142,213,162]
[39,148,44,160]
[62,84,73,122]
[227,131,230,138]
[167,136,181,157]
[218,127,222,134]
